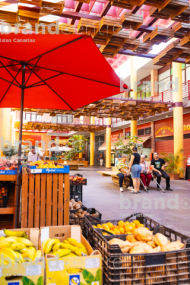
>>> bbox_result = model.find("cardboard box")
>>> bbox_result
[0,228,44,285]
[27,165,70,174]
[41,225,102,285]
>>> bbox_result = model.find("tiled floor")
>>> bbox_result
[70,166,190,236]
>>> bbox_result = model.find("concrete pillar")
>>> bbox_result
[130,56,137,137]
[106,117,112,168]
[90,117,95,166]
[172,62,184,173]
[151,69,158,97]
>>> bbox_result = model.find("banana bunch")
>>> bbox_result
[42,237,88,257]
[0,229,42,264]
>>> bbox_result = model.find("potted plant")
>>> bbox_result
[3,143,18,159]
[65,135,88,161]
[161,150,186,180]
[114,136,143,163]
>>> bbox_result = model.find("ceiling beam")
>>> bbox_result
[100,1,111,17]
[69,2,83,25]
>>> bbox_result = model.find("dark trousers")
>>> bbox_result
[117,173,133,187]
[153,170,170,188]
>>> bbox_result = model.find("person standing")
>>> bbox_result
[128,147,142,194]
[151,152,172,191]
[98,153,104,166]
[28,146,43,162]
[140,155,152,191]
[117,155,134,192]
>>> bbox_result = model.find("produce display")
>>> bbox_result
[0,187,8,207]
[42,237,88,257]
[109,229,185,254]
[0,229,42,264]
[93,219,146,235]
[29,161,65,168]
[69,176,86,181]
[69,199,83,210]
[0,159,17,171]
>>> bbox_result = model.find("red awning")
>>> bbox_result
[0,34,126,110]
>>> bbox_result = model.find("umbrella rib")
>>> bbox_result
[0,63,21,69]
[27,36,85,64]
[0,60,20,86]
[27,65,73,110]
[0,65,22,103]
[0,55,23,64]
[27,64,120,88]
[24,57,41,86]
[26,72,63,88]
[0,76,20,88]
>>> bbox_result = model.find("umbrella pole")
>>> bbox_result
[14,63,26,228]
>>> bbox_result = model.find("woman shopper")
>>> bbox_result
[140,155,152,191]
[117,154,134,192]
[98,153,104,166]
[128,147,142,194]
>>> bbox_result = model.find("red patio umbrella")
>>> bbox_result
[0,33,127,227]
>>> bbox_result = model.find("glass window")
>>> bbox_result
[31,114,36,121]
[159,69,170,81]
[159,77,171,92]
[62,116,67,124]
[26,113,31,121]
[138,129,144,136]
[67,116,73,123]
[37,115,42,122]
[52,116,56,123]
[57,116,62,123]
[186,66,190,81]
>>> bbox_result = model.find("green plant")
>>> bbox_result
[3,144,18,158]
[161,150,186,175]
[65,135,88,161]
[114,136,143,162]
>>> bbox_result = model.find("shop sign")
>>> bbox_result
[155,124,190,137]
[22,135,41,145]
[111,134,119,141]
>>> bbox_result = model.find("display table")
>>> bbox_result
[97,170,130,188]
[21,168,70,228]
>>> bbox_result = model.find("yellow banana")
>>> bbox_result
[29,246,36,253]
[0,248,18,261]
[11,243,26,251]
[53,249,71,258]
[52,242,63,252]
[65,253,77,257]
[16,238,33,247]
[4,229,26,237]
[0,252,15,263]
[22,252,34,262]
[42,238,51,253]
[0,241,12,250]
[0,237,5,241]
[20,249,35,255]
[63,239,70,244]
[34,250,42,260]
[67,238,86,251]
[15,252,24,263]
[66,268,82,273]
[61,244,79,252]
[2,237,18,243]
[44,239,60,254]
[74,250,87,256]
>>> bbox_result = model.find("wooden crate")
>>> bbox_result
[21,170,70,228]
[0,175,17,229]
[77,18,100,36]
[99,17,122,35]
[120,12,143,30]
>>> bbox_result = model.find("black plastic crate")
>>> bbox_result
[85,214,190,285]
[70,173,86,202]
[70,206,102,236]
[84,213,160,248]
[0,187,8,208]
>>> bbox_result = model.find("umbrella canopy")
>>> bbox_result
[48,146,71,152]
[0,33,127,228]
[0,34,126,110]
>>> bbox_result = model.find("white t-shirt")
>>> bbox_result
[28,151,43,162]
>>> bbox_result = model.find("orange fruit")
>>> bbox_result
[112,225,117,230]
[107,222,113,229]
[118,221,125,227]
[96,224,102,228]
[102,224,107,229]
[119,227,125,234]
[125,225,133,232]
[129,223,136,228]
[133,220,140,225]
[114,229,120,235]
[124,221,130,226]
[136,223,144,228]
[126,231,132,234]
